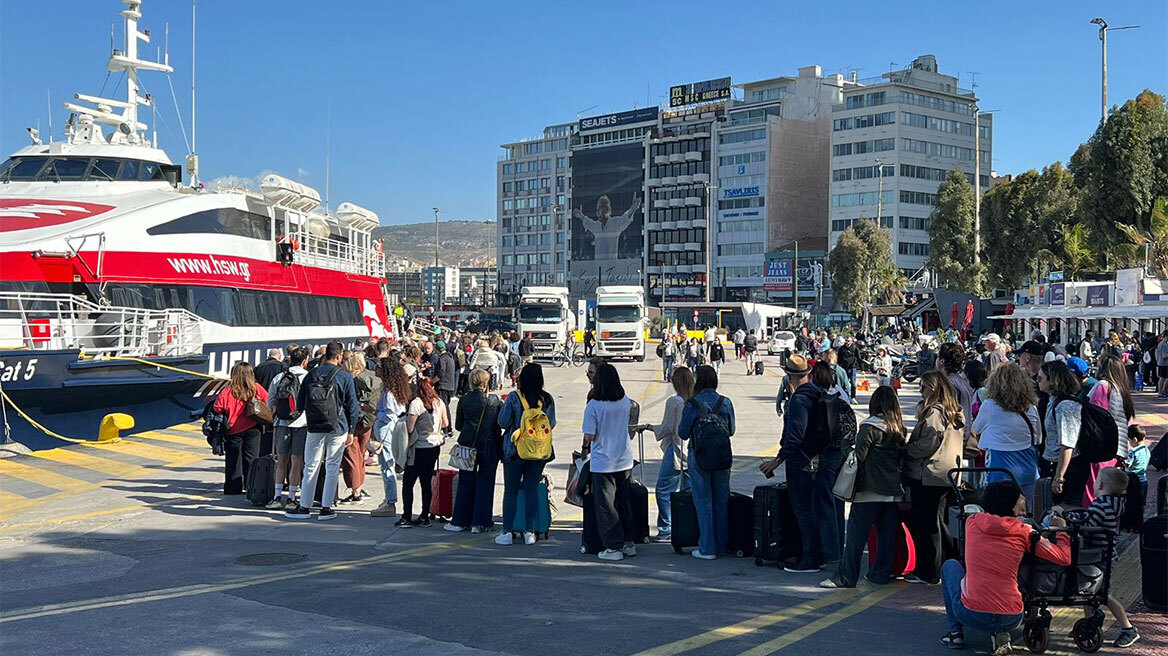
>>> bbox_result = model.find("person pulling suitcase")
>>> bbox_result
[678,364,736,560]
[581,362,644,561]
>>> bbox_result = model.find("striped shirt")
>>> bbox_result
[1082,494,1124,548]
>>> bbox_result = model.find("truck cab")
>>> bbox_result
[517,286,572,356]
[594,285,645,361]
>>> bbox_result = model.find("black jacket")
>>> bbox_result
[519,337,535,357]
[435,352,458,392]
[779,382,827,462]
[254,358,286,389]
[455,390,503,453]
[836,344,860,370]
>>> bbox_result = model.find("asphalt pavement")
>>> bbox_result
[1,353,1163,656]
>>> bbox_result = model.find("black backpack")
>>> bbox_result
[823,393,857,450]
[304,367,341,433]
[1056,397,1119,463]
[656,342,666,358]
[273,372,302,422]
[688,396,732,471]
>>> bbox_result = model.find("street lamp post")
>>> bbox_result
[1090,18,1140,123]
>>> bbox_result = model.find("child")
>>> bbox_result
[1126,425,1150,505]
[1082,467,1139,648]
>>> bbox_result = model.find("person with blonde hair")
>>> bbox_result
[470,338,502,390]
[972,363,1040,507]
[902,370,965,585]
[213,361,269,495]
[446,368,503,533]
[339,351,380,505]
[640,366,695,542]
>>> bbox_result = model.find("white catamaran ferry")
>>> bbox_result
[0,0,396,448]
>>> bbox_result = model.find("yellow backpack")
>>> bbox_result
[512,393,553,460]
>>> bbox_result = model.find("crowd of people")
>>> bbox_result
[204,318,1160,652]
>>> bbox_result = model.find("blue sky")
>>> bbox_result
[2,1,1165,225]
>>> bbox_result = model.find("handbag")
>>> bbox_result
[564,451,590,507]
[832,448,859,501]
[449,396,488,471]
[245,394,274,426]
[390,413,410,467]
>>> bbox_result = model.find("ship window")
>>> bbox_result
[39,157,89,181]
[119,160,141,180]
[189,286,234,325]
[0,156,49,181]
[104,284,361,328]
[88,159,122,181]
[147,208,273,240]
[139,161,164,181]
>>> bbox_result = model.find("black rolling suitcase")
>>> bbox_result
[246,435,277,507]
[580,429,651,555]
[754,361,764,376]
[727,491,754,557]
[753,483,801,566]
[670,488,699,553]
[1140,515,1167,611]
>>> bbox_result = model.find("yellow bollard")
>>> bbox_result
[98,413,135,442]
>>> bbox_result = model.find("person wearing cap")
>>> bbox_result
[761,354,842,572]
[982,334,1008,373]
[1016,340,1051,474]
[1066,357,1097,400]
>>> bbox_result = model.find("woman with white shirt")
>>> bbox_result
[640,366,695,542]
[874,346,893,387]
[582,362,636,562]
[398,377,448,527]
[971,363,1040,507]
[370,358,415,518]
[1038,360,1089,506]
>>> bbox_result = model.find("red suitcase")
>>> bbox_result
[430,469,458,520]
[868,503,916,577]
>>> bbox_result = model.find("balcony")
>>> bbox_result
[662,176,677,185]
[668,198,683,207]
[685,196,702,206]
[669,153,684,163]
[677,175,693,184]
[653,155,670,165]
[685,151,703,161]
[693,173,710,183]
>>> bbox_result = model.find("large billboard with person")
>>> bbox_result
[569,142,645,297]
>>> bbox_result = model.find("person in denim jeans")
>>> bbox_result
[640,366,694,542]
[496,363,556,546]
[940,482,1071,654]
[678,365,735,560]
[369,357,414,518]
[761,355,840,572]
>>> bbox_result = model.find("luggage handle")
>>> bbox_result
[946,466,1021,501]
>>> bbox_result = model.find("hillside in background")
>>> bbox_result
[373,220,496,267]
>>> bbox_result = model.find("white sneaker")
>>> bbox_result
[598,548,624,561]
[470,526,484,534]
[523,532,537,545]
[692,550,716,560]
[494,531,514,546]
[443,523,468,533]
[622,543,637,557]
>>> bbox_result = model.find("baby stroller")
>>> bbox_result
[947,466,1022,560]
[1018,508,1115,654]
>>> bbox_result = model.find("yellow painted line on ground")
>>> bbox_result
[28,448,155,480]
[0,536,477,623]
[131,430,208,448]
[86,438,206,466]
[736,583,904,656]
[163,423,205,435]
[0,489,32,506]
[631,588,858,656]
[0,458,94,494]
[0,505,145,531]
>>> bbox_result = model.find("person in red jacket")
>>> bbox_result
[940,481,1072,654]
[213,361,269,495]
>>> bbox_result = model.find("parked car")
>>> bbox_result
[768,330,797,356]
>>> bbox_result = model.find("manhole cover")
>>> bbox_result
[233,553,307,566]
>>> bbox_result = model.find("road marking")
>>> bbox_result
[86,438,206,465]
[130,431,208,448]
[163,423,205,435]
[0,505,145,531]
[735,583,903,656]
[630,589,857,656]
[0,457,93,494]
[28,447,155,479]
[0,537,477,623]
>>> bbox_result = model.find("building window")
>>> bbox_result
[557,157,566,168]
[540,214,550,225]
[833,112,895,131]
[502,164,513,174]
[718,151,766,166]
[718,128,766,145]
[503,255,513,266]
[502,236,512,247]
[528,216,538,226]
[502,217,511,229]
[503,200,514,210]
[540,232,551,245]
[899,190,939,206]
[540,253,551,265]
[717,242,764,256]
[717,197,765,210]
[540,177,550,189]
[832,165,893,182]
[832,190,894,207]
[527,179,538,191]
[899,216,931,231]
[898,242,930,256]
[502,182,513,193]
[902,112,974,136]
[899,91,974,116]
[541,159,550,170]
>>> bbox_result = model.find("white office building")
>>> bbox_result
[828,55,992,278]
[496,125,572,305]
[422,265,459,307]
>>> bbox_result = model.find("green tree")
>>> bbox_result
[1029,162,1081,278]
[1075,90,1168,266]
[1115,196,1168,277]
[981,170,1039,290]
[827,219,904,326]
[927,168,983,294]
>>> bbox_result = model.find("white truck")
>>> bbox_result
[594,285,646,361]
[517,286,573,356]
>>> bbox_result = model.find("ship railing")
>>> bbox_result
[0,292,204,359]
[295,233,386,278]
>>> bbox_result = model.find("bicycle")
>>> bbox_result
[549,344,586,368]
